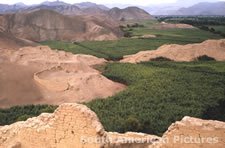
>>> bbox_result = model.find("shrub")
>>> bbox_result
[150,57,173,61]
[123,117,141,132]
[196,55,216,61]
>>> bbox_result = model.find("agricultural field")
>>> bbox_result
[0,105,57,125]
[86,61,225,136]
[207,25,225,34]
[42,19,223,61]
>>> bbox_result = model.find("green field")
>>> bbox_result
[208,25,225,34]
[0,105,57,125]
[42,20,223,61]
[86,61,225,135]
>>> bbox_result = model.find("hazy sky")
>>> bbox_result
[0,0,224,5]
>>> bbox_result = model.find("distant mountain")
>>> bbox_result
[0,1,155,20]
[174,2,225,15]
[0,9,123,42]
[75,2,109,10]
[41,1,69,6]
[23,5,82,15]
[108,7,156,20]
[0,3,27,14]
[141,0,223,15]
[14,2,26,7]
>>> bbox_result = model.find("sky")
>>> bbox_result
[0,0,224,6]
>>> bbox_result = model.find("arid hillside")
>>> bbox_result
[0,31,37,50]
[0,9,123,42]
[108,7,156,20]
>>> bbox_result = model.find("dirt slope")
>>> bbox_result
[0,31,37,50]
[0,46,126,108]
[0,9,123,42]
[121,39,225,63]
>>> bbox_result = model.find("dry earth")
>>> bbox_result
[121,39,225,63]
[0,103,224,148]
[0,46,126,108]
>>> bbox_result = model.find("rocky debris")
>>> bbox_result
[0,104,224,148]
[149,24,196,30]
[106,132,161,148]
[121,39,225,63]
[0,46,126,108]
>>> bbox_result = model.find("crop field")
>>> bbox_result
[42,20,223,61]
[86,61,225,135]
[208,25,225,34]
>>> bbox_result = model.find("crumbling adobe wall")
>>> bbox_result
[155,117,225,148]
[0,104,225,148]
[0,103,106,148]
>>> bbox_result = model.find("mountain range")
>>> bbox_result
[105,0,225,15]
[0,1,155,20]
[141,0,225,15]
[1,1,224,16]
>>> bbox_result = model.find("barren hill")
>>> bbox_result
[0,9,123,42]
[22,5,82,15]
[108,7,156,20]
[121,39,225,63]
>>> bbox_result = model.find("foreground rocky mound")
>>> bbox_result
[0,9,123,42]
[121,39,225,63]
[0,46,126,108]
[0,103,224,148]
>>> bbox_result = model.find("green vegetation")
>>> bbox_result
[196,55,216,61]
[86,61,225,136]
[42,27,222,61]
[207,25,225,34]
[157,16,225,37]
[0,105,58,125]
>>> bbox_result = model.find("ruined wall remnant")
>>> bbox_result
[158,116,225,148]
[0,103,224,148]
[0,103,106,148]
